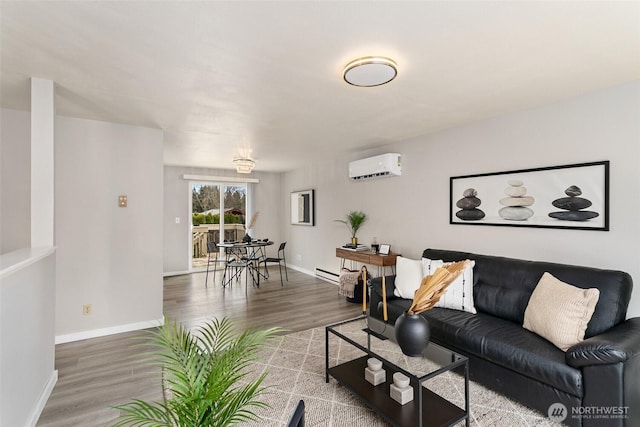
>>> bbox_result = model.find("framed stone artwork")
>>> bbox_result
[450,161,609,231]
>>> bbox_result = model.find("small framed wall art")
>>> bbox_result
[450,161,609,231]
[379,244,391,255]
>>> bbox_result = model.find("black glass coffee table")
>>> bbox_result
[325,316,469,427]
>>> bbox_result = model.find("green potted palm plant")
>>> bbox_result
[335,210,367,245]
[111,316,280,427]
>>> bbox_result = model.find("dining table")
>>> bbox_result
[217,240,274,288]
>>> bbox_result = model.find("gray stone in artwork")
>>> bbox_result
[499,196,535,207]
[549,211,599,221]
[456,197,482,209]
[551,197,592,211]
[456,208,486,220]
[499,207,534,221]
[504,186,528,197]
[463,188,477,197]
[565,185,582,197]
[549,185,598,222]
[456,188,485,220]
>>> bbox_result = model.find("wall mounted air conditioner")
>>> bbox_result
[348,153,402,181]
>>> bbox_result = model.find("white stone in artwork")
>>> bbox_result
[390,372,414,405]
[365,358,386,386]
[499,206,534,220]
[504,186,528,197]
[499,196,535,207]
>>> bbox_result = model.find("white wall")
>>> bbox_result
[1,249,57,427]
[282,82,640,318]
[0,109,31,253]
[163,166,282,275]
[1,99,57,425]
[55,116,164,340]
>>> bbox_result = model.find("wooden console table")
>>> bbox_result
[336,247,398,276]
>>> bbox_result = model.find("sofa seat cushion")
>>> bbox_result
[423,308,583,397]
[381,298,412,322]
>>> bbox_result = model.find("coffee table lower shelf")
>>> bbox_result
[328,356,466,427]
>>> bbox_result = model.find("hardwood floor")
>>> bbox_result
[36,267,362,426]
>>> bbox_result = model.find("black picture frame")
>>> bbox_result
[450,161,609,231]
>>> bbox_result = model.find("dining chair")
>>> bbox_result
[242,243,268,283]
[204,241,227,287]
[261,242,288,286]
[222,246,258,294]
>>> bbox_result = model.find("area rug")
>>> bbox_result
[241,319,557,426]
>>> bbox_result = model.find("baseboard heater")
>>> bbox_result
[315,268,339,284]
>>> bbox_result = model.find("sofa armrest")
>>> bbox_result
[566,317,640,368]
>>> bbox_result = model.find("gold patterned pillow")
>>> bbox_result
[523,272,600,351]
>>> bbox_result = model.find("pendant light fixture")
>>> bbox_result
[233,157,255,174]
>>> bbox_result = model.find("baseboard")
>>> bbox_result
[163,269,191,277]
[55,317,165,344]
[287,264,340,286]
[286,264,316,277]
[315,267,339,284]
[28,369,58,427]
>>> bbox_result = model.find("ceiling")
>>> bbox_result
[2,1,639,172]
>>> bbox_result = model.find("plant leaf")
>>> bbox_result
[109,316,281,427]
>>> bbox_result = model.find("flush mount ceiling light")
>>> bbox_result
[233,157,255,174]
[343,56,398,87]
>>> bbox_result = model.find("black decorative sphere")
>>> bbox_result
[394,312,430,356]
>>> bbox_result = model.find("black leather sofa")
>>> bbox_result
[369,248,640,426]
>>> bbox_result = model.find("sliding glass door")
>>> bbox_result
[191,183,247,270]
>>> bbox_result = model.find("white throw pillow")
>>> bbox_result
[422,257,477,314]
[393,256,424,299]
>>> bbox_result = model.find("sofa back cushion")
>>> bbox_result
[473,281,531,324]
[422,249,633,337]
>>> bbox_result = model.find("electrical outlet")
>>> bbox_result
[296,254,302,261]
[83,304,92,315]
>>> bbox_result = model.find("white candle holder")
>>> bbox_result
[390,372,413,405]
[364,358,386,386]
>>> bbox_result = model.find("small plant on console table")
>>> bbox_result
[334,210,367,245]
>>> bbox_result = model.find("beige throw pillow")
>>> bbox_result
[523,272,600,351]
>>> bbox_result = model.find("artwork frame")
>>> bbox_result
[291,189,315,226]
[379,244,391,255]
[450,161,609,231]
